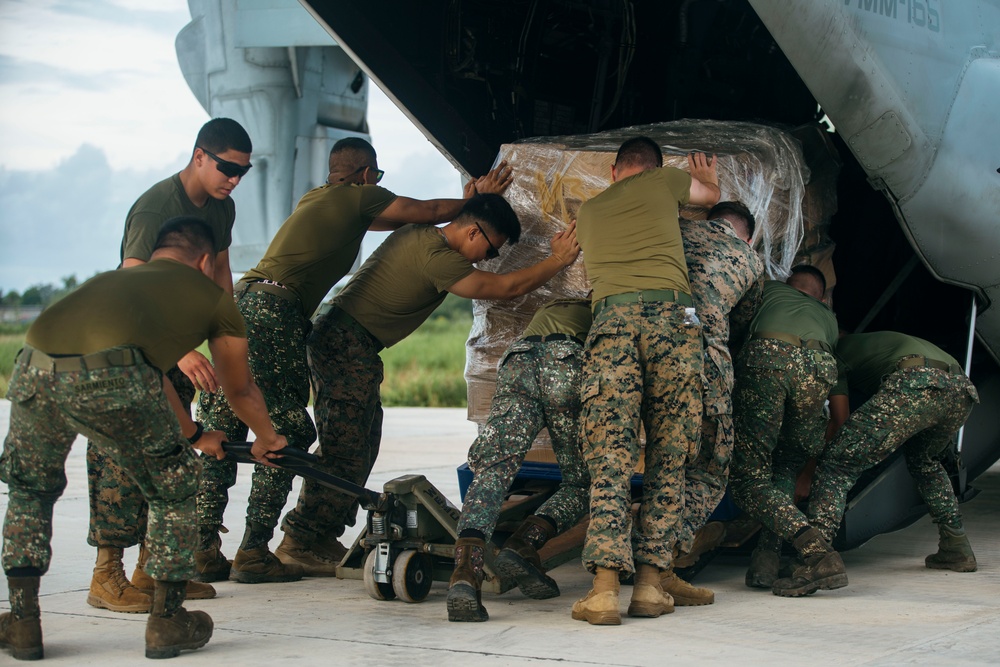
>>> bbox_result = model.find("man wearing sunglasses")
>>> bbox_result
[193,138,517,581]
[82,118,252,614]
[275,193,580,578]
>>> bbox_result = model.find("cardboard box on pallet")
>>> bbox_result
[465,120,841,465]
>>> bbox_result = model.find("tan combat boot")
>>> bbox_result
[925,524,977,572]
[145,580,213,659]
[494,515,560,599]
[87,546,152,613]
[0,576,43,661]
[674,521,726,569]
[771,527,848,597]
[572,567,622,625]
[447,537,489,622]
[131,542,216,600]
[193,529,232,583]
[274,533,346,577]
[660,568,714,606]
[627,564,675,618]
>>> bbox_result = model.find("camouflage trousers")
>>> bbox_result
[196,290,317,532]
[84,366,194,548]
[1,349,200,580]
[580,301,703,574]
[730,339,838,542]
[676,412,734,555]
[808,366,979,542]
[281,314,383,544]
[458,339,590,541]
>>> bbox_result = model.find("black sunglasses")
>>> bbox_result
[198,147,252,178]
[339,165,385,184]
[474,221,501,259]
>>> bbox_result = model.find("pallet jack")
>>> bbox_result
[222,443,577,603]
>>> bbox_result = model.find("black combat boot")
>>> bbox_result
[771,527,848,597]
[0,576,43,661]
[745,528,782,589]
[145,580,213,659]
[925,524,977,572]
[447,538,489,622]
[494,515,560,599]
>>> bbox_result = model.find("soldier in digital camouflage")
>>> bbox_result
[668,201,764,606]
[572,137,721,626]
[448,298,592,622]
[806,331,980,573]
[0,217,286,661]
[277,194,579,623]
[730,265,849,598]
[86,117,253,613]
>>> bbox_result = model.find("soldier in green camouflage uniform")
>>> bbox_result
[731,266,849,598]
[572,139,721,626]
[86,118,252,610]
[668,203,763,605]
[807,331,980,572]
[0,218,287,660]
[273,195,579,622]
[448,299,592,622]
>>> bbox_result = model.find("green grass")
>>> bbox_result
[380,314,471,407]
[0,309,472,408]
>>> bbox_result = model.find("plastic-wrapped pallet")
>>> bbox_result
[465,120,840,461]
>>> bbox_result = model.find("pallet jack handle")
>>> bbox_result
[222,442,387,511]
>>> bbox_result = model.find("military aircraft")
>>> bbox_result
[294,0,999,549]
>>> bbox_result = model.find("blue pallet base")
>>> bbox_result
[457,461,740,522]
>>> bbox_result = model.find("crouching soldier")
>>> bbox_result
[804,331,980,572]
[0,217,286,661]
[449,298,592,622]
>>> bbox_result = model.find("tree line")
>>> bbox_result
[1,275,81,308]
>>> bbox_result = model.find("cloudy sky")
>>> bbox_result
[0,0,461,294]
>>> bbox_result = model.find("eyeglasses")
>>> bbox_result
[474,221,501,259]
[339,165,385,184]
[198,147,252,178]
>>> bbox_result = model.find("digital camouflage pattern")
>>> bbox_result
[675,218,763,554]
[281,314,383,544]
[458,339,589,541]
[580,301,702,574]
[196,290,317,532]
[730,339,838,541]
[1,352,200,580]
[85,366,195,548]
[808,366,979,542]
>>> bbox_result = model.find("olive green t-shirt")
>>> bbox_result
[120,173,235,262]
[242,183,397,318]
[27,259,246,372]
[522,298,593,341]
[832,331,960,397]
[576,167,692,303]
[335,225,475,348]
[749,281,839,346]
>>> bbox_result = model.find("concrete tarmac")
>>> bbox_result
[1,402,997,665]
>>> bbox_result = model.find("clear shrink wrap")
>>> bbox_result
[465,120,840,460]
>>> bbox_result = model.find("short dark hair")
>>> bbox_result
[195,118,252,155]
[789,264,827,294]
[153,216,216,259]
[708,200,756,239]
[615,136,663,171]
[329,137,377,172]
[457,194,521,244]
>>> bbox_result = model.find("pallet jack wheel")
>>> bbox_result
[391,550,433,603]
[363,549,396,601]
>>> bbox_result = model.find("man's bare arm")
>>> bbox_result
[447,224,580,301]
[213,248,234,296]
[687,152,722,207]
